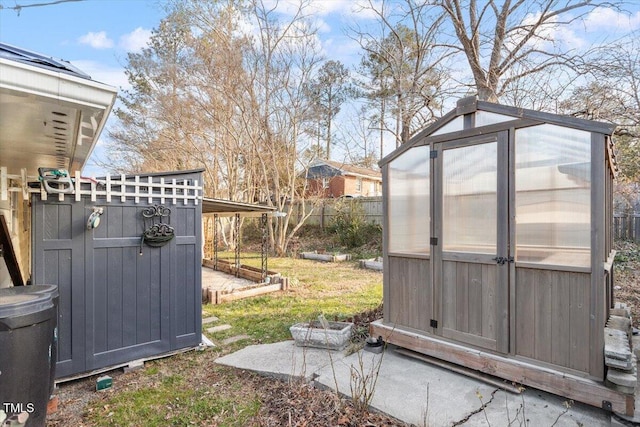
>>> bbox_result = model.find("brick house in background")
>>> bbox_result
[306,159,382,198]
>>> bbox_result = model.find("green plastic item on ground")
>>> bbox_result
[96,376,112,391]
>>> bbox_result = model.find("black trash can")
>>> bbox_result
[0,286,56,427]
[32,285,58,397]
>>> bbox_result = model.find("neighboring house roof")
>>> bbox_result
[307,159,382,180]
[0,43,118,176]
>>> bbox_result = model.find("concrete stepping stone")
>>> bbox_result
[607,368,637,389]
[605,327,632,362]
[222,334,251,345]
[203,316,219,324]
[632,335,640,358]
[611,307,632,319]
[207,324,232,333]
[606,379,636,395]
[607,316,632,333]
[607,357,634,371]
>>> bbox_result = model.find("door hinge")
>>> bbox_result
[430,237,438,246]
[430,150,438,159]
[430,319,438,328]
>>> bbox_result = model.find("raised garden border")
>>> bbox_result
[359,257,383,271]
[299,252,352,262]
[202,259,289,305]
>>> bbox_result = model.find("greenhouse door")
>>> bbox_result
[433,132,509,353]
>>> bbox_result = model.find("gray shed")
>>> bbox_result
[31,170,203,379]
[0,43,205,381]
[371,98,626,414]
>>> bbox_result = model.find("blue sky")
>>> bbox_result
[0,0,165,90]
[0,0,370,173]
[1,0,639,174]
[0,0,368,90]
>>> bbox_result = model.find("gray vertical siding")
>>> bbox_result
[387,256,432,332]
[32,172,202,378]
[515,268,591,375]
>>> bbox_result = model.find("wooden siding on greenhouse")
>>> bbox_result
[375,97,628,414]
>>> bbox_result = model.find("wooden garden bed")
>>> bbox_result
[299,252,352,262]
[202,259,288,305]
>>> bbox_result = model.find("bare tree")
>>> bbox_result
[438,0,619,102]
[107,11,204,175]
[352,0,449,149]
[338,104,379,168]
[305,60,352,160]
[229,0,325,255]
[558,33,640,183]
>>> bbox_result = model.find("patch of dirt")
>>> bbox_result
[255,378,406,427]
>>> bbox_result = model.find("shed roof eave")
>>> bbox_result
[0,55,117,175]
[202,197,276,214]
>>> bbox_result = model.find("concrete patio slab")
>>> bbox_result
[216,342,612,426]
[215,340,348,382]
[314,348,610,426]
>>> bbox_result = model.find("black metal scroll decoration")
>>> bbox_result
[140,205,174,251]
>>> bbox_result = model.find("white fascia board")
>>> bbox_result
[0,58,117,172]
[0,58,117,109]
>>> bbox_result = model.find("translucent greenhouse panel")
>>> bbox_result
[442,142,497,253]
[431,116,464,136]
[388,146,430,254]
[475,110,515,127]
[515,124,591,267]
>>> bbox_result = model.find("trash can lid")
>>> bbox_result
[0,286,54,320]
[32,284,59,299]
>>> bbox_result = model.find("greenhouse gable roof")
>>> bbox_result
[379,97,617,168]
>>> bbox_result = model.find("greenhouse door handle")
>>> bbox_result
[492,256,514,265]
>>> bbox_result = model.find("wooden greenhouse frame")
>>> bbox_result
[371,97,627,414]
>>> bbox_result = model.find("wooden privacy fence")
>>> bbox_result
[288,197,383,227]
[614,214,640,242]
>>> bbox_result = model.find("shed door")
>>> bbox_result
[433,132,509,353]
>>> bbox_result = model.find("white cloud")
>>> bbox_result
[506,12,587,53]
[261,0,379,20]
[119,27,152,52]
[322,36,362,67]
[315,17,332,33]
[309,0,357,16]
[584,8,640,32]
[78,31,114,49]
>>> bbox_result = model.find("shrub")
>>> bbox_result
[329,199,382,249]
